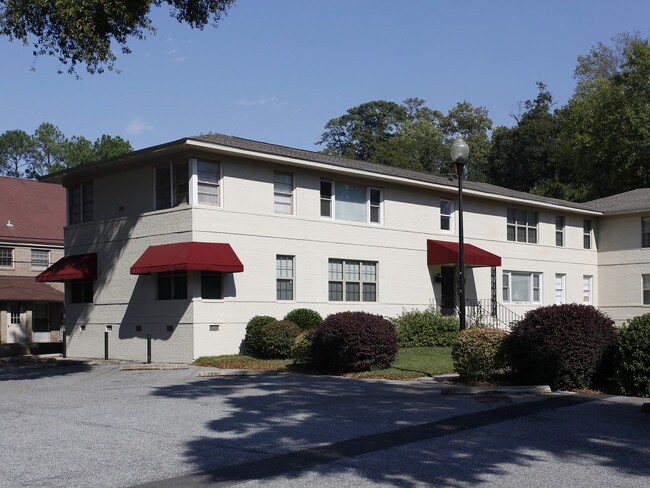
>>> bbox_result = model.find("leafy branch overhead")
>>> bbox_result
[0,0,236,73]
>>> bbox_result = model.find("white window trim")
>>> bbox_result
[31,249,50,270]
[320,179,384,226]
[555,273,566,305]
[273,171,295,216]
[0,247,14,268]
[582,275,593,305]
[583,220,592,250]
[328,259,377,302]
[502,271,542,304]
[195,159,222,208]
[440,198,454,233]
[507,208,539,244]
[555,216,565,247]
[643,274,650,306]
[276,255,295,301]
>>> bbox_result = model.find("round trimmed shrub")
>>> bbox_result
[284,308,323,331]
[257,320,301,359]
[393,308,459,347]
[452,326,507,381]
[616,313,650,397]
[291,330,316,365]
[312,311,397,373]
[244,315,277,357]
[503,304,617,391]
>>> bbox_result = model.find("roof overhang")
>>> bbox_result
[35,253,97,282]
[130,242,244,275]
[427,239,501,267]
[0,277,64,302]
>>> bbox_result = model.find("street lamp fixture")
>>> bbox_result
[451,137,469,330]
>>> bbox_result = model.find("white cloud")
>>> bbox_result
[237,97,286,108]
[125,118,155,135]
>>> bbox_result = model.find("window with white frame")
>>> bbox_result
[276,255,294,300]
[502,271,542,303]
[642,217,650,248]
[31,249,49,270]
[157,271,187,300]
[328,259,377,302]
[68,181,94,224]
[0,247,13,267]
[583,220,592,249]
[555,273,565,304]
[274,172,294,214]
[197,161,221,206]
[201,271,222,299]
[156,161,189,210]
[643,275,650,305]
[555,216,565,247]
[320,180,383,225]
[507,209,538,243]
[582,275,593,304]
[9,304,20,325]
[440,199,453,232]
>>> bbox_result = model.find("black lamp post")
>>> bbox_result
[451,137,469,330]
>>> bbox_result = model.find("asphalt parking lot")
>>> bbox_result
[1,363,648,488]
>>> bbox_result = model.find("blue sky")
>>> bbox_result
[1,0,649,152]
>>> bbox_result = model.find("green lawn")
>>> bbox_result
[194,346,454,380]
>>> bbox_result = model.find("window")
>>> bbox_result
[555,216,565,247]
[320,180,383,225]
[197,161,220,206]
[583,220,592,249]
[440,199,453,232]
[502,271,542,303]
[157,271,187,300]
[201,271,222,299]
[68,182,94,224]
[156,161,189,210]
[582,275,593,305]
[0,247,13,267]
[644,275,650,305]
[32,303,49,332]
[10,304,20,325]
[555,273,565,304]
[31,249,49,270]
[507,209,538,243]
[328,259,377,302]
[274,172,294,214]
[70,280,93,303]
[276,255,294,300]
[642,217,650,248]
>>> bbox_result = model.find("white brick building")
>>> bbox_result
[37,134,650,362]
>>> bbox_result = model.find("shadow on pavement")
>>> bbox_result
[0,363,92,381]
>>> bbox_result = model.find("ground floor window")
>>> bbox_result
[276,255,294,300]
[32,303,50,332]
[503,271,541,303]
[643,275,650,305]
[201,271,222,299]
[157,271,187,300]
[328,259,377,302]
[70,280,94,303]
[582,275,593,305]
[9,304,20,324]
[555,273,565,304]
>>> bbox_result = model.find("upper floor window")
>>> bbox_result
[276,255,294,300]
[70,280,93,304]
[31,249,50,270]
[156,161,189,210]
[197,161,221,206]
[0,247,13,267]
[643,275,650,305]
[507,209,538,243]
[642,217,650,248]
[157,271,187,300]
[328,259,377,302]
[502,271,541,303]
[320,180,383,225]
[555,216,565,247]
[274,172,294,214]
[440,199,454,232]
[583,220,592,249]
[68,181,93,224]
[201,271,222,299]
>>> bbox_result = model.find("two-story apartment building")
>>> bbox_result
[0,177,65,345]
[36,134,647,363]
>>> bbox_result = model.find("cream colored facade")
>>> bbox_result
[41,135,628,363]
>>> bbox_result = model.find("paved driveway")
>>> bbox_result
[0,363,648,488]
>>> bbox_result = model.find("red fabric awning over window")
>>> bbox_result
[35,253,97,282]
[427,239,501,267]
[130,242,244,275]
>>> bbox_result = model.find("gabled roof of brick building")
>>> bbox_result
[0,177,65,245]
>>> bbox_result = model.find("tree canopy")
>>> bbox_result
[0,0,235,74]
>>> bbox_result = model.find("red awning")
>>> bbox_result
[427,239,501,267]
[130,242,244,275]
[35,253,97,282]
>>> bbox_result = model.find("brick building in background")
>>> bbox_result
[0,177,65,345]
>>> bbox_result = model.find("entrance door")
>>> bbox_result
[440,266,456,315]
[7,303,27,343]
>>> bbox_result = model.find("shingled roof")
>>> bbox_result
[585,188,650,214]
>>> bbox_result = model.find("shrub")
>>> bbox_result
[284,308,323,331]
[291,330,316,365]
[503,304,617,390]
[452,326,507,381]
[243,315,277,357]
[257,320,301,359]
[393,308,459,347]
[616,313,650,397]
[312,311,397,373]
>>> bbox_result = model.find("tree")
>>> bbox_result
[92,134,132,160]
[28,122,67,177]
[0,0,235,74]
[0,129,34,177]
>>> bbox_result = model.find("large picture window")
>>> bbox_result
[276,255,294,300]
[68,181,94,224]
[320,180,383,225]
[328,259,377,302]
[502,271,541,303]
[507,209,538,243]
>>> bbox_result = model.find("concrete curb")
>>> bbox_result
[441,384,552,395]
[197,369,285,377]
[120,364,189,371]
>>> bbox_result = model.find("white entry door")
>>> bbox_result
[7,303,27,343]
